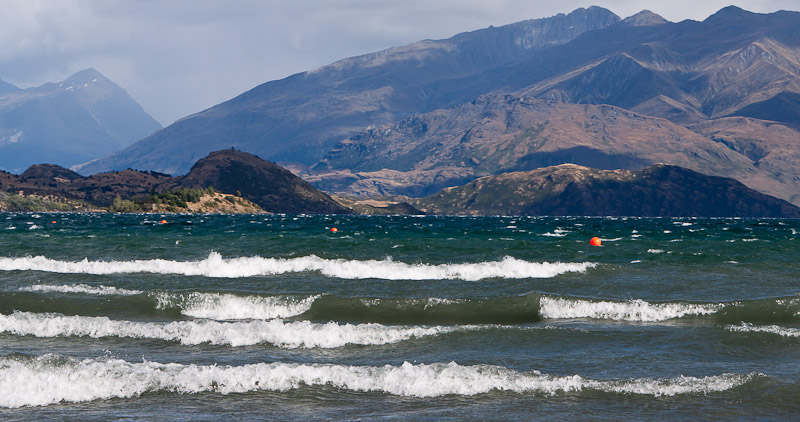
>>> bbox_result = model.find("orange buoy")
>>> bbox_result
[160,220,168,224]
[51,221,57,224]
[330,227,338,233]
[590,237,602,246]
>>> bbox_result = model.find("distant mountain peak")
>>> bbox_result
[622,10,669,26]
[0,68,161,172]
[706,5,752,21]
[0,78,19,95]
[62,68,112,86]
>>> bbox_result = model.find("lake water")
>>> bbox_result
[0,213,798,420]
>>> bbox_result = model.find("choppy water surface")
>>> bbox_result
[0,213,798,420]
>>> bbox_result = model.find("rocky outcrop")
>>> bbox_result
[173,149,349,214]
[1,149,350,214]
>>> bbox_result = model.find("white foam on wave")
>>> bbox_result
[153,292,318,320]
[19,284,143,296]
[0,311,470,348]
[539,296,722,322]
[17,285,316,320]
[0,252,594,281]
[0,356,757,408]
[726,323,800,338]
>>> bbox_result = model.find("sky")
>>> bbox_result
[1,0,798,126]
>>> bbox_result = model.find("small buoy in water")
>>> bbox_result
[51,221,56,224]
[590,237,602,246]
[160,220,167,225]
[331,227,338,233]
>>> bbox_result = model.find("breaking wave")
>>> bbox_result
[0,311,476,348]
[153,292,319,320]
[539,296,722,322]
[0,252,594,280]
[0,355,758,408]
[7,287,799,325]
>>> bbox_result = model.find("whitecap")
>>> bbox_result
[153,292,319,320]
[0,311,476,348]
[0,356,758,408]
[0,252,595,281]
[539,296,722,322]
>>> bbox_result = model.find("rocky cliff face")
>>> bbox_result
[413,164,800,217]
[0,69,162,173]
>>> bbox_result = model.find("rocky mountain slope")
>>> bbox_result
[76,7,620,175]
[1,149,349,214]
[515,7,800,127]
[309,95,793,204]
[412,163,800,217]
[79,6,800,183]
[0,69,162,173]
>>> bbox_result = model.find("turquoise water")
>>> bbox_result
[0,213,798,420]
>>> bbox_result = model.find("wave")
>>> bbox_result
[6,284,319,321]
[153,292,318,320]
[0,311,477,348]
[301,294,540,324]
[539,296,721,322]
[0,252,594,280]
[0,354,759,408]
[726,323,800,338]
[8,286,799,325]
[19,284,143,296]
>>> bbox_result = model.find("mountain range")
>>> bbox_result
[6,5,800,213]
[0,69,161,173]
[75,6,621,174]
[65,6,800,209]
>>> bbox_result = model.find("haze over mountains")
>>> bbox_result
[0,69,161,173]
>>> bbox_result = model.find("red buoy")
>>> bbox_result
[331,227,338,233]
[590,237,602,246]
[160,220,168,224]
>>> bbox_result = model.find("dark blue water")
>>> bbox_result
[0,213,798,420]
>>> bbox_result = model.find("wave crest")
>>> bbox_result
[0,355,758,408]
[153,292,318,320]
[0,311,472,348]
[540,296,721,322]
[0,253,594,280]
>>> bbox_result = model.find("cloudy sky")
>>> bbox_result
[1,0,797,125]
